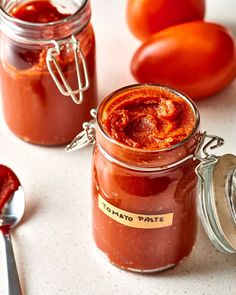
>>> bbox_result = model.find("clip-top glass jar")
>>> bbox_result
[68,84,202,272]
[0,0,97,145]
[67,84,236,272]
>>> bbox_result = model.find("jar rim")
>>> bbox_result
[0,0,91,42]
[97,84,201,155]
[0,0,88,27]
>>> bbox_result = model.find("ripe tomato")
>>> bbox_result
[131,22,236,100]
[127,0,206,40]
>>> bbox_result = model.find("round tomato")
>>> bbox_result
[131,22,236,100]
[127,0,206,40]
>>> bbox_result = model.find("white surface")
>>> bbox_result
[0,0,236,294]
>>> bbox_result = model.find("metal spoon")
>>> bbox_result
[0,183,25,295]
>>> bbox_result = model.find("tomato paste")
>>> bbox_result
[92,85,200,272]
[11,1,70,22]
[101,86,195,149]
[0,165,20,213]
[0,0,97,145]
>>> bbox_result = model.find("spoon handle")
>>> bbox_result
[2,232,22,295]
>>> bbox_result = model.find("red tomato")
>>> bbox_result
[131,22,236,100]
[127,0,206,40]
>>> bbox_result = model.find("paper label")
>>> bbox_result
[98,195,174,229]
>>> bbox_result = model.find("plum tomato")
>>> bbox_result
[127,0,206,41]
[131,22,236,100]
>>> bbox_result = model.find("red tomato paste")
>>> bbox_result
[92,85,200,272]
[0,165,20,213]
[101,87,195,149]
[11,1,70,23]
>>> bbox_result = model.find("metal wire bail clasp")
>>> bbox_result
[194,132,225,180]
[46,35,90,105]
[65,109,97,152]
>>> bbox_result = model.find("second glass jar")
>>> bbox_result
[0,0,97,145]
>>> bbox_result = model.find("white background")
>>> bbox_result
[1,0,236,294]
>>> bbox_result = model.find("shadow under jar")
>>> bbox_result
[0,0,97,145]
[91,85,202,272]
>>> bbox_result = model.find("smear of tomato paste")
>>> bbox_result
[0,165,20,213]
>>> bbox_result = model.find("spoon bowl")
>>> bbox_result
[0,186,25,229]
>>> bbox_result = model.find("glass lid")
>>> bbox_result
[196,134,236,253]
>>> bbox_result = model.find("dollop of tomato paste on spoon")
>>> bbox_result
[0,165,20,213]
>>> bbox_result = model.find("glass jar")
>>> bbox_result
[0,0,97,145]
[68,84,236,272]
[68,84,203,272]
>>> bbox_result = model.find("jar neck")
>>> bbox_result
[96,127,202,170]
[0,0,91,43]
[96,84,202,170]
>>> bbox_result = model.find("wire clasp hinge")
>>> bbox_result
[65,109,97,153]
[46,35,90,105]
[194,132,224,180]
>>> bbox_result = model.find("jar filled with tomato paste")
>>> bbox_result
[0,0,97,145]
[67,84,236,272]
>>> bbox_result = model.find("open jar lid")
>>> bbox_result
[196,134,236,253]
